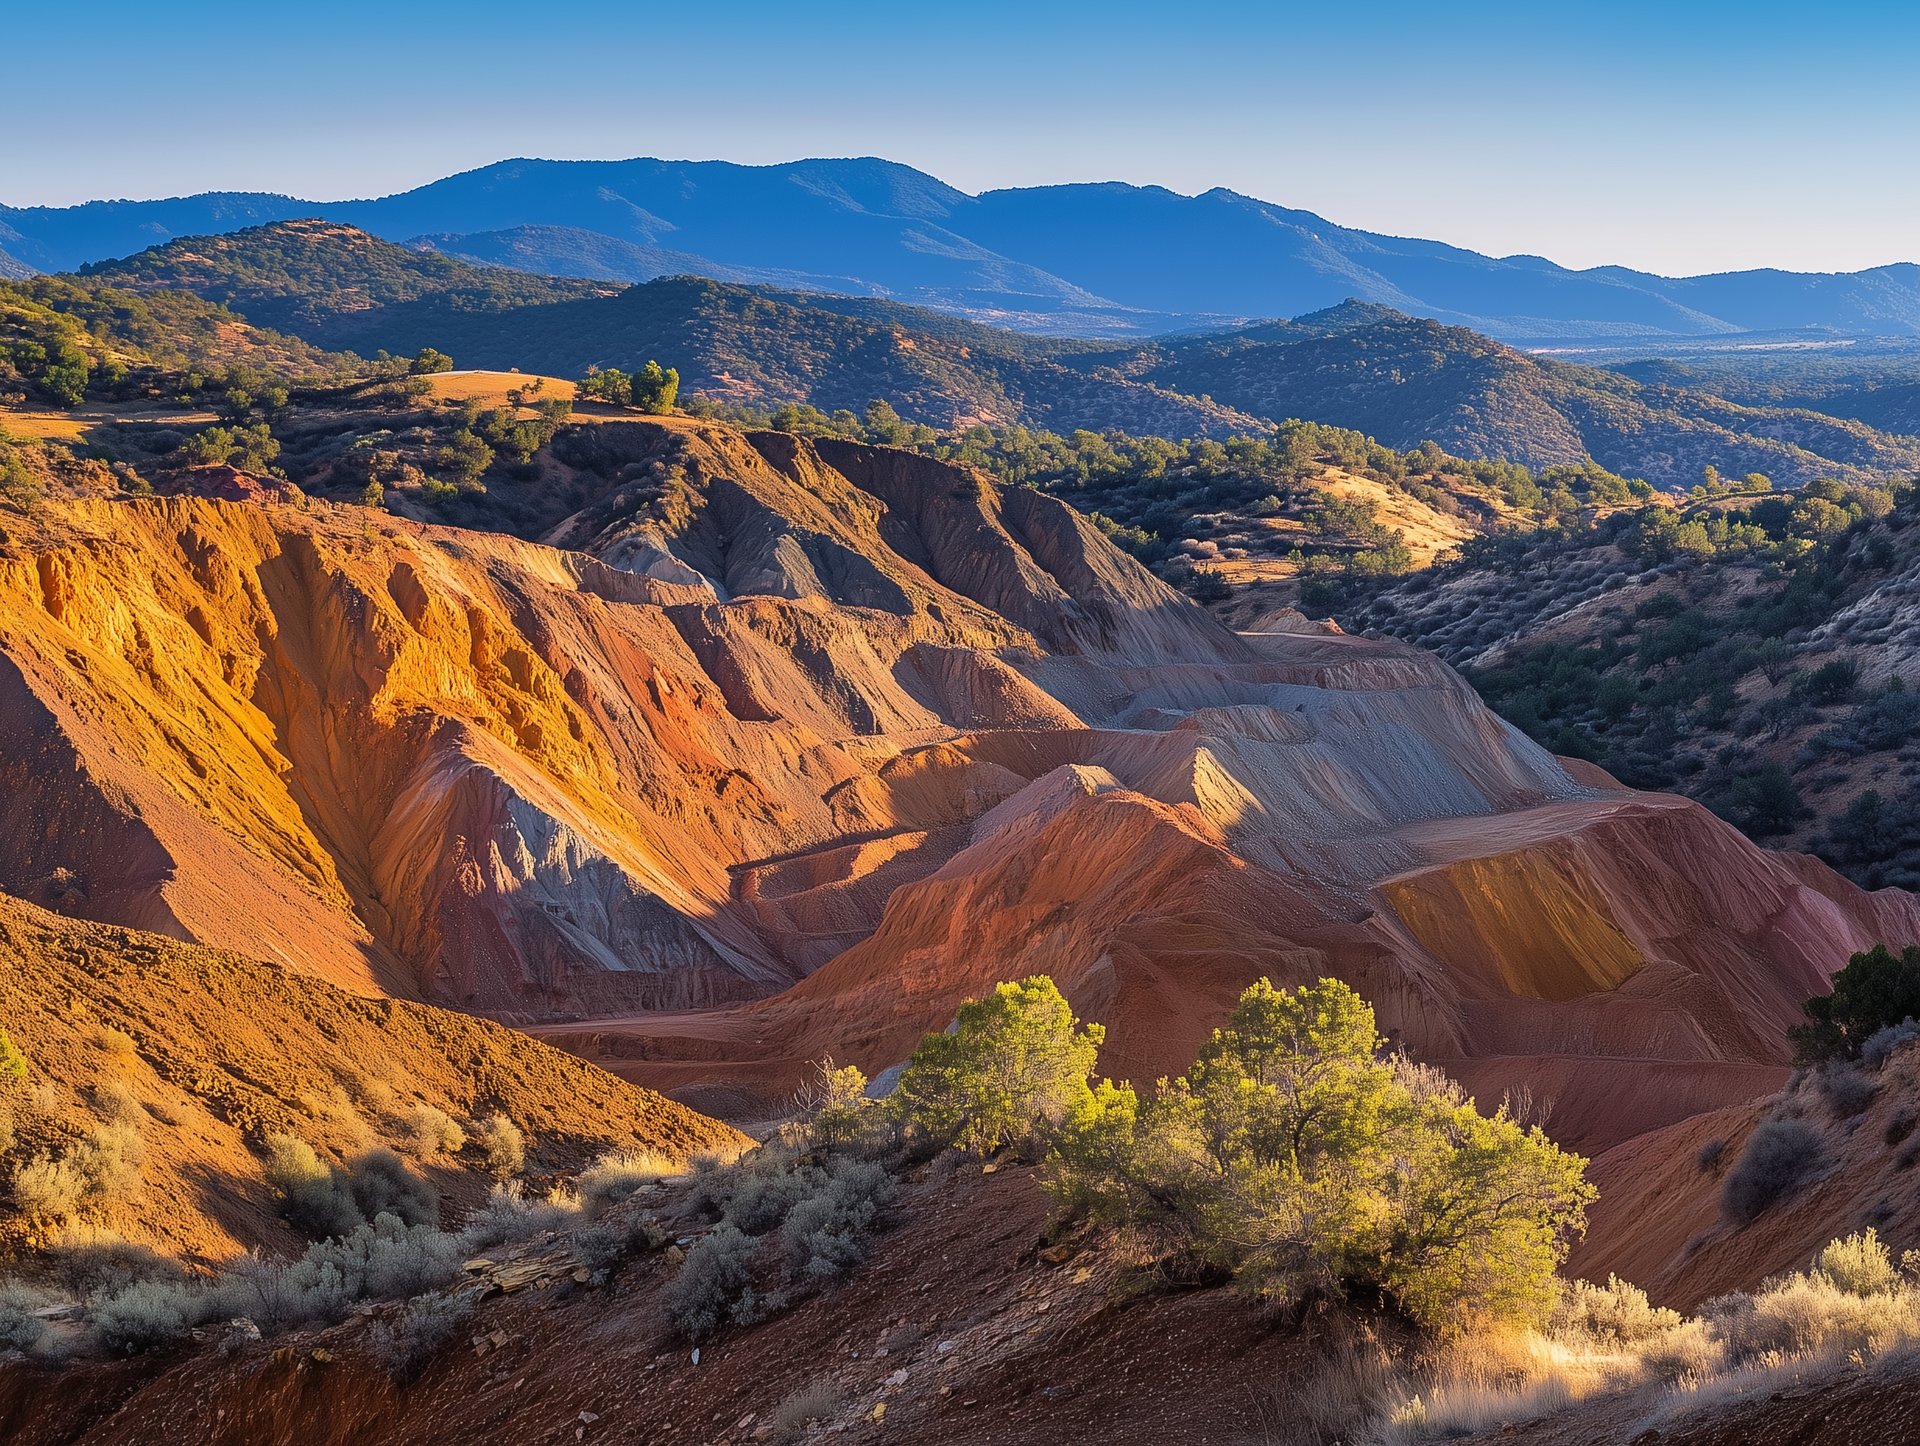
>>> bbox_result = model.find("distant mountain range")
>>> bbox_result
[63,221,1920,487]
[8,157,1920,342]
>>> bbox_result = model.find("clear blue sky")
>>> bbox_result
[8,1,1917,278]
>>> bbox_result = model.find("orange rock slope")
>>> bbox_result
[4,418,1917,1173]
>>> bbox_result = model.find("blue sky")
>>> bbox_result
[8,1,1917,277]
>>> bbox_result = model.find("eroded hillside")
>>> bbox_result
[4,421,1910,1178]
[0,897,741,1265]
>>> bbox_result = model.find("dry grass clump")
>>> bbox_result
[575,1148,677,1216]
[93,1077,145,1126]
[93,1026,138,1061]
[396,1103,465,1159]
[469,1113,526,1178]
[769,1378,845,1438]
[1353,1229,1920,1444]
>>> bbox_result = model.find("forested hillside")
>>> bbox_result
[1108,303,1920,488]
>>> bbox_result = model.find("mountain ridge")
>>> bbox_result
[8,156,1920,342]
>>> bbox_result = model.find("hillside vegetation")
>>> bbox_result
[1109,302,1920,488]
[1318,473,1920,878]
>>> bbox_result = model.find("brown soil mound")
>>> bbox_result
[1572,1038,1920,1310]
[0,896,742,1265]
[0,1162,1360,1446]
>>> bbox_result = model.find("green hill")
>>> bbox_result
[1111,304,1920,489]
[74,222,1263,439]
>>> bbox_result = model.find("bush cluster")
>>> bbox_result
[664,1152,895,1341]
[262,1133,437,1239]
[1046,978,1595,1332]
[1791,942,1920,1064]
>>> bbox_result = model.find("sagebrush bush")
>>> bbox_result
[1862,1018,1920,1070]
[52,1228,184,1299]
[662,1221,763,1342]
[368,1291,473,1381]
[350,1147,437,1228]
[311,1213,462,1302]
[779,1159,893,1280]
[469,1113,526,1178]
[263,1133,363,1240]
[1815,1228,1898,1296]
[1722,1119,1825,1223]
[212,1251,345,1334]
[13,1124,145,1221]
[573,1223,621,1272]
[0,1282,49,1352]
[12,1153,82,1220]
[1813,1060,1876,1119]
[575,1149,674,1216]
[210,1216,458,1335]
[94,1026,138,1060]
[91,1278,206,1354]
[397,1104,465,1159]
[456,1181,580,1252]
[1551,1275,1681,1344]
[1695,1138,1725,1172]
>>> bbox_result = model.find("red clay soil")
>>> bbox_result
[12,423,1920,1318]
[0,898,744,1265]
[1571,1038,1920,1310]
[1448,1372,1920,1446]
[0,1165,1359,1446]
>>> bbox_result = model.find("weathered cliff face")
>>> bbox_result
[5,419,1917,1162]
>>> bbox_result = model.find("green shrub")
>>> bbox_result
[1047,977,1594,1332]
[633,360,679,415]
[409,348,454,375]
[894,975,1104,1154]
[435,429,493,482]
[0,1032,26,1087]
[1792,943,1920,1063]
